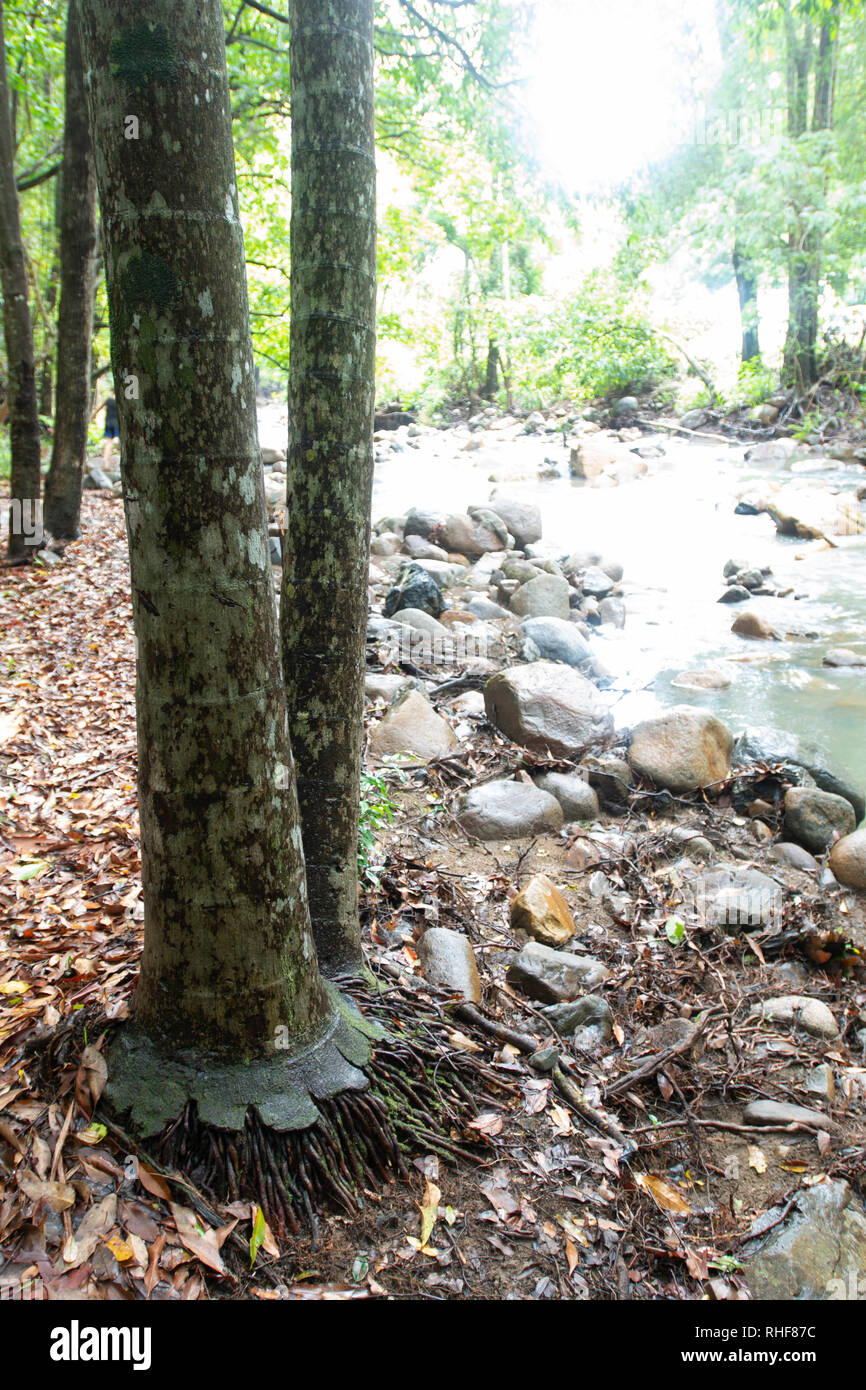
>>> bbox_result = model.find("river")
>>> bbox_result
[259,405,866,793]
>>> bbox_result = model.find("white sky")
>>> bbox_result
[525,0,723,194]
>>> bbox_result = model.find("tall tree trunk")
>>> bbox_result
[732,242,760,364]
[76,0,358,1131]
[782,5,838,390]
[43,0,99,541]
[281,0,376,976]
[483,337,500,398]
[0,0,42,560]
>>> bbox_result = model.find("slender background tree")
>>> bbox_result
[0,0,42,560]
[43,0,99,540]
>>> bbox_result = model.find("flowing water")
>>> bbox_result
[260,405,866,792]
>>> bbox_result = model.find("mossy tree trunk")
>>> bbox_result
[281,0,376,976]
[44,0,99,541]
[78,0,330,1063]
[0,0,42,561]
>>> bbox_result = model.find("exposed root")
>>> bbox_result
[151,1090,406,1244]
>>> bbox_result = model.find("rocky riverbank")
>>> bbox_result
[350,468,866,1300]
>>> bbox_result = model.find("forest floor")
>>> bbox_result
[1,489,865,1302]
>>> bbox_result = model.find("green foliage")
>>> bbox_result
[734,358,778,407]
[502,273,678,405]
[358,769,400,888]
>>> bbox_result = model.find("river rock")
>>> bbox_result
[441,512,507,558]
[509,573,571,620]
[467,596,511,620]
[744,439,798,463]
[365,672,415,703]
[518,616,605,680]
[692,866,781,929]
[264,475,287,507]
[718,585,751,604]
[582,753,633,810]
[544,997,613,1043]
[744,485,865,540]
[627,708,733,792]
[679,409,708,429]
[613,396,638,417]
[506,941,611,1003]
[457,779,563,840]
[829,829,866,889]
[510,875,577,947]
[370,531,402,557]
[418,928,481,1003]
[598,596,626,628]
[369,689,459,762]
[383,563,446,618]
[731,611,780,640]
[750,995,839,1039]
[402,533,449,562]
[735,730,865,823]
[784,786,855,853]
[744,1179,866,1300]
[486,495,542,549]
[389,607,449,637]
[767,841,820,873]
[749,402,780,426]
[533,771,599,821]
[484,661,614,757]
[671,667,731,692]
[581,566,615,599]
[823,647,866,668]
[742,1100,835,1131]
[569,436,630,480]
[403,507,443,539]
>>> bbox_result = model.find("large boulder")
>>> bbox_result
[484,662,613,757]
[627,708,733,792]
[383,562,446,618]
[486,495,542,549]
[457,779,563,840]
[509,875,577,947]
[369,690,459,763]
[509,573,571,620]
[829,829,866,889]
[783,786,855,854]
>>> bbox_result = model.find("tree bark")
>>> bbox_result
[782,4,838,390]
[733,242,760,364]
[281,0,376,976]
[78,0,329,1061]
[43,0,99,541]
[0,0,42,561]
[483,337,500,398]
